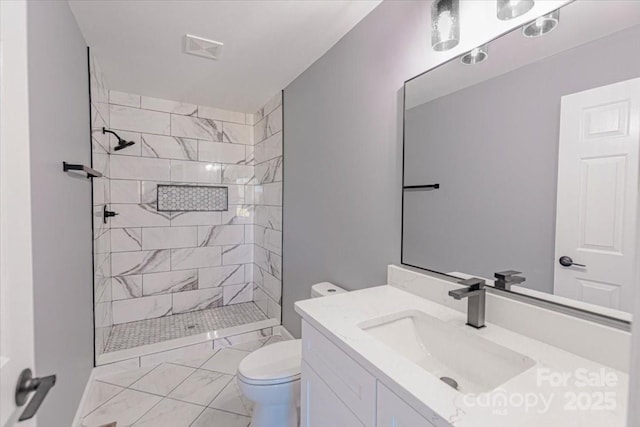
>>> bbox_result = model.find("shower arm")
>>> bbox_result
[102,127,122,142]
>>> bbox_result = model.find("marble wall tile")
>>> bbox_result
[254,206,282,231]
[197,225,245,247]
[111,179,141,204]
[244,225,255,244]
[94,228,111,255]
[92,152,109,176]
[222,244,253,265]
[254,157,282,184]
[141,134,198,160]
[110,204,171,228]
[254,246,281,280]
[221,165,254,185]
[244,145,255,166]
[112,249,171,276]
[226,185,245,205]
[254,132,282,164]
[110,155,170,181]
[110,90,140,108]
[95,275,111,303]
[112,275,143,300]
[263,91,282,117]
[221,206,253,226]
[171,115,222,141]
[267,106,283,136]
[140,180,169,204]
[141,96,197,116]
[254,226,282,255]
[198,265,245,288]
[110,105,170,135]
[143,269,198,296]
[198,141,246,165]
[112,294,172,324]
[198,106,245,124]
[244,264,254,282]
[111,228,142,252]
[262,182,282,206]
[95,301,113,328]
[172,288,223,313]
[172,247,222,270]
[222,283,253,305]
[222,122,253,145]
[141,226,197,250]
[170,211,223,227]
[170,160,221,183]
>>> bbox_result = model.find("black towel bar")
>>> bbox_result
[403,184,440,190]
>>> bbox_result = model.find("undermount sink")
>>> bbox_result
[359,310,535,394]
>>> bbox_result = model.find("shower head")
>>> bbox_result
[102,127,136,152]
[113,140,136,151]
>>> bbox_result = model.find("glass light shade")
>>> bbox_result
[497,0,535,21]
[522,9,560,38]
[431,0,460,52]
[461,45,489,65]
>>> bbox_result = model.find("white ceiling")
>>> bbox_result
[68,0,381,113]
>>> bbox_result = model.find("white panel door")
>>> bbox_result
[0,1,37,426]
[554,77,640,311]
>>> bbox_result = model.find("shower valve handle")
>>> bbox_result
[103,206,119,223]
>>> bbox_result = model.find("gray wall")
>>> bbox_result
[27,2,93,425]
[283,1,431,337]
[403,26,640,293]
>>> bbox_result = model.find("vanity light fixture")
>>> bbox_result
[431,0,460,52]
[497,0,535,21]
[461,45,488,65]
[522,9,560,38]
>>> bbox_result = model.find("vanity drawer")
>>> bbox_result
[302,320,376,427]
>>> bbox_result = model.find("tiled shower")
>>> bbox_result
[89,53,283,365]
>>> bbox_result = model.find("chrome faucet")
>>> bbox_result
[494,270,525,290]
[448,277,486,329]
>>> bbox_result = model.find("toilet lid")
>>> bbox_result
[238,339,302,385]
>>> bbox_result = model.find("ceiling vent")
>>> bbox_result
[183,34,224,60]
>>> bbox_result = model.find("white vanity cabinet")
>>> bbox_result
[301,320,437,427]
[377,382,436,427]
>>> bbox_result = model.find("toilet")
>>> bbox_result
[237,282,347,427]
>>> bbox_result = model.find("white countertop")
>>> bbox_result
[295,285,628,427]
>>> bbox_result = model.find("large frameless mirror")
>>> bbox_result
[403,0,640,322]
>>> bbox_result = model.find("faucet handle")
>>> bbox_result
[494,270,525,283]
[457,277,485,290]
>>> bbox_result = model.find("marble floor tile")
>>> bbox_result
[129,363,195,396]
[81,382,124,417]
[191,408,251,427]
[226,336,270,352]
[97,365,157,388]
[82,389,161,427]
[208,377,253,416]
[168,348,219,369]
[200,348,250,375]
[168,369,233,406]
[131,398,205,427]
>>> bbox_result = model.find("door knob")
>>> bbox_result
[15,368,56,421]
[559,256,586,268]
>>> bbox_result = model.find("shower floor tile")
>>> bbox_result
[104,302,268,353]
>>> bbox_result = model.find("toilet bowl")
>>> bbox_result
[237,282,346,427]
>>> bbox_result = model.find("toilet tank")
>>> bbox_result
[311,282,347,298]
